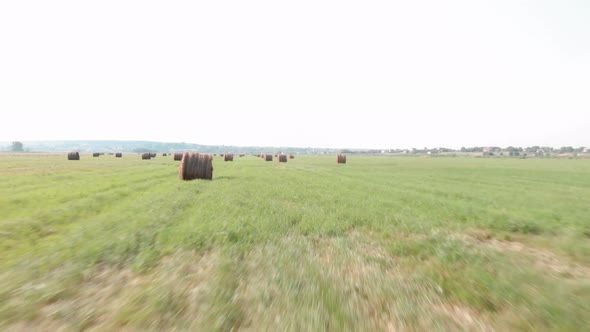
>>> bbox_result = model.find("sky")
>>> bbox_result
[0,0,589,149]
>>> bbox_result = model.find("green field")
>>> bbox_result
[1,154,589,331]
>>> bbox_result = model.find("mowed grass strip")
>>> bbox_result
[1,155,589,330]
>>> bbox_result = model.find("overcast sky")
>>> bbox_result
[1,0,588,149]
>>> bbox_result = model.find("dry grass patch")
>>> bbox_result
[227,233,494,331]
[434,303,495,332]
[459,229,590,279]
[5,251,219,331]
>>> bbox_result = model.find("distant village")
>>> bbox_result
[346,146,589,157]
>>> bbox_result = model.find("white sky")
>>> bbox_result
[1,0,589,149]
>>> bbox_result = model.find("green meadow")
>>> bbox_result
[1,154,589,331]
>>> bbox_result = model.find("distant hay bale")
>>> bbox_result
[142,153,151,160]
[67,152,80,160]
[279,154,288,163]
[224,153,234,162]
[337,154,347,164]
[179,152,213,180]
[173,153,183,161]
[239,154,245,157]
[93,153,100,157]
[150,153,156,158]
[274,154,278,157]
[265,154,273,161]
[115,153,122,158]
[163,153,167,156]
[289,154,295,159]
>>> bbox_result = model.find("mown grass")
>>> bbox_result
[1,154,589,331]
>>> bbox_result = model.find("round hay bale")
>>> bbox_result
[115,153,122,158]
[163,153,167,157]
[265,154,273,161]
[179,152,194,180]
[93,153,100,157]
[173,153,184,161]
[150,153,156,158]
[200,154,214,180]
[337,154,347,164]
[224,153,234,162]
[289,154,295,159]
[239,154,245,157]
[67,152,80,160]
[179,152,213,180]
[279,154,288,163]
[142,153,151,160]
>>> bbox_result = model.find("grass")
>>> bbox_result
[1,153,590,330]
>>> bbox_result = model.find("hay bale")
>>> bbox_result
[265,154,273,161]
[93,153,100,157]
[179,152,213,180]
[150,153,156,158]
[224,153,234,162]
[289,154,295,159]
[173,153,183,161]
[67,152,80,160]
[337,154,347,164]
[239,154,245,157]
[142,153,151,160]
[115,153,122,158]
[163,153,167,157]
[279,154,288,163]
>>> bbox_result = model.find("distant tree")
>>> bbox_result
[559,146,574,153]
[506,146,523,152]
[11,141,24,152]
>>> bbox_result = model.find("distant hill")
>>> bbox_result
[0,140,344,155]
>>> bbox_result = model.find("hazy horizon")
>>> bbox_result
[1,1,589,149]
[1,139,587,152]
